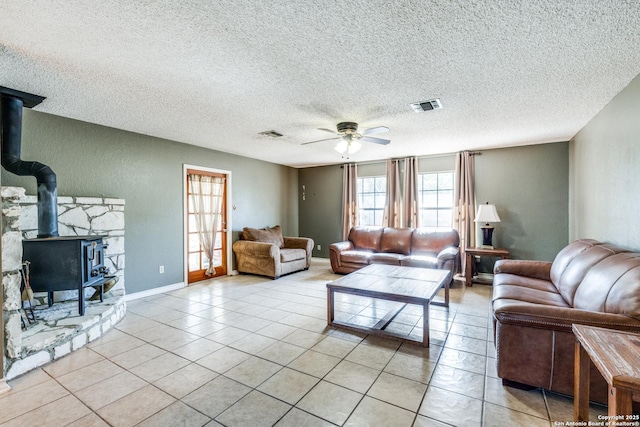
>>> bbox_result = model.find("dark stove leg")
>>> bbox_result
[48,291,53,307]
[78,286,85,316]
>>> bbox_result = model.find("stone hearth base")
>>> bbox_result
[2,186,127,380]
[6,291,126,380]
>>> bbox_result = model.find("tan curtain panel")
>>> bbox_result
[383,159,401,227]
[453,151,476,274]
[402,157,419,228]
[188,173,225,275]
[342,163,358,240]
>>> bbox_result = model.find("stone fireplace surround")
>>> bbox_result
[2,186,126,379]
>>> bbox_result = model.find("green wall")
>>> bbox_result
[1,110,298,294]
[299,144,569,262]
[298,165,343,258]
[475,143,569,261]
[569,72,640,251]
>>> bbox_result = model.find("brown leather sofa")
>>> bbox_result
[233,225,314,279]
[492,239,640,405]
[329,226,460,280]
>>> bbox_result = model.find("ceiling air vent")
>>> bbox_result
[410,98,442,113]
[258,130,283,138]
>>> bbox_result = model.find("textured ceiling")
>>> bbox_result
[1,1,639,168]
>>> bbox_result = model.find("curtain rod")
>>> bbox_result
[340,151,482,167]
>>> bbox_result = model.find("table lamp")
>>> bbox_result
[475,202,501,248]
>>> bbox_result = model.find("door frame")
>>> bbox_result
[183,164,233,285]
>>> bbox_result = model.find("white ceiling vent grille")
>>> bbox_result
[258,130,284,138]
[410,98,442,112]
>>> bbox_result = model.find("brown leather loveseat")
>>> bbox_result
[492,239,640,405]
[329,226,460,280]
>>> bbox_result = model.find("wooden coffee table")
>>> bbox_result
[327,264,451,347]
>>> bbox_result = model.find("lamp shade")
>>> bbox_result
[474,203,501,223]
[334,139,362,154]
[349,140,362,153]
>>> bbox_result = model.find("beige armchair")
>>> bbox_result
[232,225,314,279]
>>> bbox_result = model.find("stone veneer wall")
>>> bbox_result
[1,186,126,379]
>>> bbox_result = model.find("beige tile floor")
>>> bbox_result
[0,259,606,426]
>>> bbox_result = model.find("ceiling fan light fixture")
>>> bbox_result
[349,140,362,153]
[334,139,361,154]
[304,121,389,152]
[334,140,348,154]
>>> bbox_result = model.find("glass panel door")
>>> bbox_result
[186,169,227,283]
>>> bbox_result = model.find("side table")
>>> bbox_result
[464,247,509,286]
[573,324,640,422]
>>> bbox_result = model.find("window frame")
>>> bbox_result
[417,170,455,230]
[357,175,387,227]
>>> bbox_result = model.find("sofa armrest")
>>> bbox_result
[330,241,354,253]
[284,236,313,252]
[494,259,552,281]
[232,240,279,258]
[329,241,355,273]
[284,236,314,267]
[436,246,459,262]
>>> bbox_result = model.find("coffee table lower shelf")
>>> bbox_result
[329,300,431,346]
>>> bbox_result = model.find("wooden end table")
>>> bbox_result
[573,324,640,422]
[464,247,509,286]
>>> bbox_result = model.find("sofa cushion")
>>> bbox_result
[549,239,600,286]
[573,252,640,318]
[370,252,403,265]
[400,255,438,268]
[493,273,558,293]
[349,226,384,251]
[411,229,459,255]
[493,284,569,307]
[243,225,284,248]
[554,244,629,306]
[341,250,373,265]
[380,227,412,255]
[280,248,306,263]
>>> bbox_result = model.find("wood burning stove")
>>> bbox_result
[2,87,111,316]
[2,87,114,316]
[22,236,110,316]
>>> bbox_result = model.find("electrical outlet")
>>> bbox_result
[317,244,321,251]
[159,265,164,274]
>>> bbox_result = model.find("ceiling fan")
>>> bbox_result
[302,122,390,154]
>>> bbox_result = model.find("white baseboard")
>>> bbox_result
[125,282,186,301]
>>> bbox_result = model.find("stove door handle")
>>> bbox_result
[87,242,97,260]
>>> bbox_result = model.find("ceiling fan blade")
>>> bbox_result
[317,128,338,134]
[361,136,391,145]
[362,126,389,136]
[301,136,341,145]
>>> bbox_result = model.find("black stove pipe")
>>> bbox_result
[0,88,59,238]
